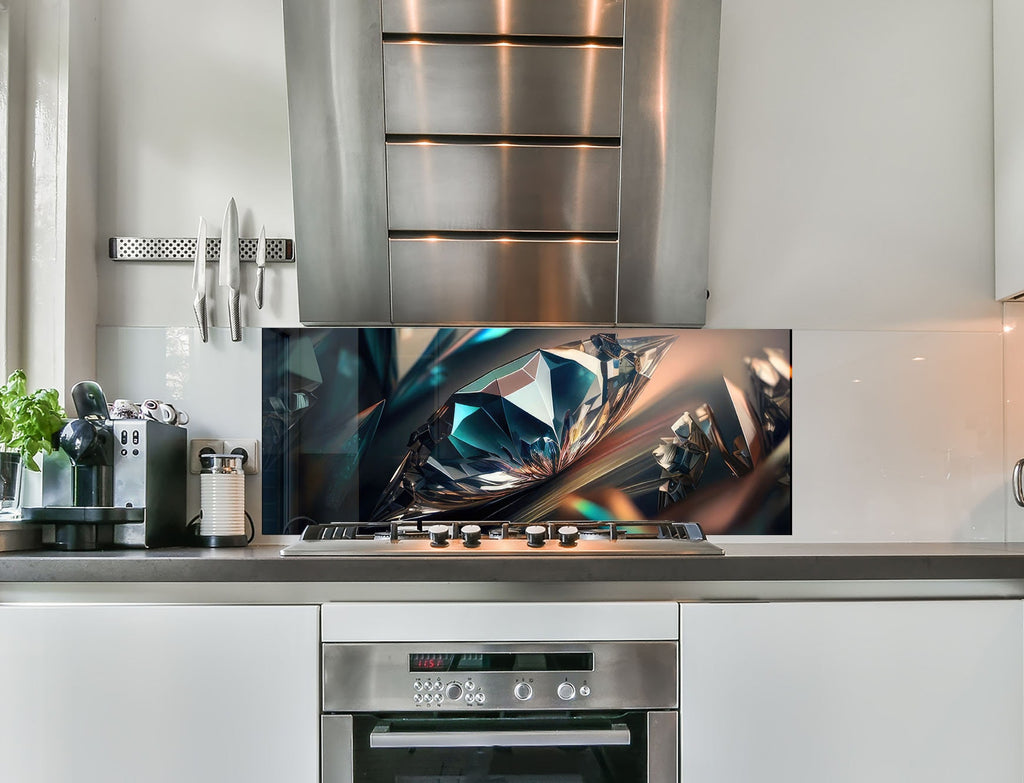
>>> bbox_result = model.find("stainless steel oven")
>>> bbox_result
[321,641,678,782]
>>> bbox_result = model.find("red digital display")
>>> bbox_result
[409,652,592,673]
[410,654,454,672]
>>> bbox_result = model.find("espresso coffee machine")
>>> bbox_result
[22,381,187,550]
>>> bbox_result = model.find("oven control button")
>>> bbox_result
[557,525,579,547]
[557,682,576,701]
[461,524,482,548]
[428,524,450,547]
[413,680,423,691]
[465,693,474,705]
[579,685,591,697]
[446,682,464,701]
[434,693,443,704]
[525,525,546,548]
[474,692,486,704]
[413,694,422,705]
[465,680,476,691]
[513,682,533,701]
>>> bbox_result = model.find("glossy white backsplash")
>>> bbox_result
[792,330,1004,542]
[96,327,263,534]
[95,326,1007,542]
[1003,302,1024,541]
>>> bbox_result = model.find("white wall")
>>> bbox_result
[90,0,1004,542]
[96,0,297,328]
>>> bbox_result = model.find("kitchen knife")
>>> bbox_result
[219,197,241,342]
[192,216,209,342]
[254,224,266,310]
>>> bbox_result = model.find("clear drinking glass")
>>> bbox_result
[0,452,23,516]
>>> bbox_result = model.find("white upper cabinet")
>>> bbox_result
[996,0,1024,300]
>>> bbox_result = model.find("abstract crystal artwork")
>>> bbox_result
[652,412,712,507]
[262,327,792,535]
[653,348,792,509]
[372,333,675,521]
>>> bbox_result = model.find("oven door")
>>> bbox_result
[323,711,677,783]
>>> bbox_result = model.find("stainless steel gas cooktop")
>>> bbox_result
[280,520,723,556]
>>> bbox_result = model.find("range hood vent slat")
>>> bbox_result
[385,135,621,147]
[382,33,623,47]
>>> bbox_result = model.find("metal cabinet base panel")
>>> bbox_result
[285,0,721,326]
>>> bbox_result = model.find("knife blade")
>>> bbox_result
[254,224,266,310]
[219,197,241,342]
[192,216,209,342]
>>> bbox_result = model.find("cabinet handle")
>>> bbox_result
[1013,458,1024,507]
[369,723,630,749]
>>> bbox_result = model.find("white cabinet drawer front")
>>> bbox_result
[0,605,319,783]
[679,601,1024,783]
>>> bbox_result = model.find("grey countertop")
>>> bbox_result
[2,542,1024,586]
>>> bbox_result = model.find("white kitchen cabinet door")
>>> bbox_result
[996,0,1024,299]
[0,604,319,783]
[680,601,1023,783]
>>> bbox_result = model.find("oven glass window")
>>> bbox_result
[348,713,647,783]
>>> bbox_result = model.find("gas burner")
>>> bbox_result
[281,520,723,557]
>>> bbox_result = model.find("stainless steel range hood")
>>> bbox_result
[284,0,721,326]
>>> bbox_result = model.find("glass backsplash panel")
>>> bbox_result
[262,328,791,535]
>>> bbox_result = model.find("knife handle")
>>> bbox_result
[193,295,209,343]
[229,289,241,342]
[255,266,265,310]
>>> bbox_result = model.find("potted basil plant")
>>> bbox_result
[0,370,65,512]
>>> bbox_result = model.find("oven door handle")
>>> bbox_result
[369,723,632,749]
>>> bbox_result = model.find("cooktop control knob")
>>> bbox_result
[514,682,533,701]
[525,525,547,548]
[461,524,482,548]
[557,525,579,547]
[428,524,450,547]
[445,682,463,701]
[557,682,576,701]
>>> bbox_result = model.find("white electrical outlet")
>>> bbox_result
[223,438,260,475]
[188,439,224,474]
